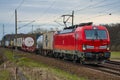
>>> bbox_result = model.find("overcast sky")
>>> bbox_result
[0,0,120,40]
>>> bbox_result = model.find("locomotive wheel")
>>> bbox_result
[73,55,78,63]
[80,61,85,64]
[62,54,66,60]
[80,58,85,64]
[58,53,63,59]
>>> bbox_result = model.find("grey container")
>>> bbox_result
[43,31,54,50]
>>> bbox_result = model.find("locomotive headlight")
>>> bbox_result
[107,45,110,50]
[99,45,110,50]
[83,45,86,50]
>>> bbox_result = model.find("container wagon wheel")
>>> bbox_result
[54,52,59,58]
[44,50,48,56]
[36,50,39,54]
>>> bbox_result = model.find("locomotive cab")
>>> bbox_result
[75,24,111,64]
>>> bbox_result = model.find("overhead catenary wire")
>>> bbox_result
[75,0,120,12]
[6,0,25,25]
[18,20,35,29]
[18,0,56,30]
[62,0,119,27]
[75,0,105,12]
[17,0,120,29]
[1,0,25,36]
[78,3,120,22]
[9,0,25,22]
[89,1,120,9]
[3,0,120,34]
[16,0,25,10]
[54,0,106,26]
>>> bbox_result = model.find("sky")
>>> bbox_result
[0,0,120,40]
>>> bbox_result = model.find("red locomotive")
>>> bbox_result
[53,22,110,64]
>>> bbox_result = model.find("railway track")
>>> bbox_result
[106,60,120,65]
[94,61,120,76]
[60,59,120,77]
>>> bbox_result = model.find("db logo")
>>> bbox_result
[95,47,99,49]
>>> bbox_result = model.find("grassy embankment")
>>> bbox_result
[111,52,120,60]
[1,49,87,80]
[1,49,119,80]
[0,70,10,80]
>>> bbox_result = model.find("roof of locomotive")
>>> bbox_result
[64,22,93,30]
[57,22,93,34]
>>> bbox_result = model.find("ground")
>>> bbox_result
[111,52,120,60]
[0,48,86,80]
[0,48,120,80]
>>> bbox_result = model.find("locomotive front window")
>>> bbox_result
[85,30,95,39]
[85,30,107,39]
[97,30,107,39]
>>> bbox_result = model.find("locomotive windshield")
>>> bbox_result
[85,30,107,39]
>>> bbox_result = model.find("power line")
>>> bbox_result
[53,0,106,26]
[15,0,105,28]
[79,7,112,21]
[75,0,105,12]
[8,0,25,22]
[72,0,119,19]
[16,0,25,10]
[6,0,120,33]
[90,1,120,9]
[36,0,56,19]
[74,0,120,22]
[54,0,120,27]
[79,8,119,22]
[5,0,25,33]
[75,0,120,13]
[18,20,35,22]
[18,20,35,29]
[19,0,56,28]
[7,12,15,25]
[81,14,108,21]
[54,21,64,26]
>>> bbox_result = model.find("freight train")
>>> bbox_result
[1,34,40,52]
[1,22,111,64]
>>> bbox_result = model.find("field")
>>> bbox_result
[111,52,120,60]
[0,70,10,80]
[0,48,120,80]
[0,48,87,80]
